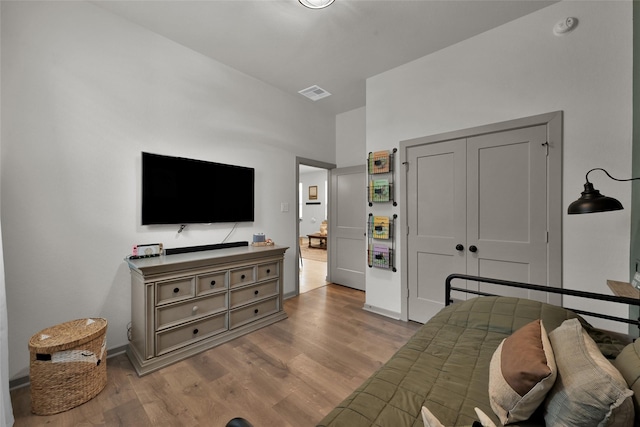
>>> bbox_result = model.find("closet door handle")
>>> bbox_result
[455,244,464,251]
[469,245,478,253]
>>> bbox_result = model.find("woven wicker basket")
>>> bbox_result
[28,318,107,415]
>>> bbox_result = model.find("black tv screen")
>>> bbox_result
[141,152,255,225]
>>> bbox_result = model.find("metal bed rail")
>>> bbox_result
[445,273,640,328]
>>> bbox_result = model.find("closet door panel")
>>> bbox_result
[407,139,466,322]
[466,125,549,301]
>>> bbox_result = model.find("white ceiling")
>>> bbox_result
[93,0,557,116]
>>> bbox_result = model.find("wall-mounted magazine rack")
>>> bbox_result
[367,149,397,207]
[367,213,397,272]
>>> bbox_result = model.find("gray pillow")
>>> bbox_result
[613,339,640,418]
[544,318,634,427]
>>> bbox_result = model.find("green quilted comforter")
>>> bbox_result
[316,296,625,427]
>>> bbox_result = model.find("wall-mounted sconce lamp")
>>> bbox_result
[567,168,640,214]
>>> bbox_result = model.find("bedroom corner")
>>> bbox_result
[0,226,14,426]
[0,1,15,423]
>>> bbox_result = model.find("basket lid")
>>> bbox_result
[29,318,107,353]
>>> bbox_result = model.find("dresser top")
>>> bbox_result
[126,244,288,276]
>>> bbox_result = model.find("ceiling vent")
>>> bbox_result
[298,85,331,101]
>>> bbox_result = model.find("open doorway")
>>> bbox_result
[296,158,335,295]
[299,165,328,294]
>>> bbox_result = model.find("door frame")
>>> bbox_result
[295,157,336,297]
[399,111,563,320]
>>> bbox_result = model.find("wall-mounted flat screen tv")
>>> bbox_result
[142,152,255,225]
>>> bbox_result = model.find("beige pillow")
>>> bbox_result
[421,406,496,427]
[488,319,556,424]
[421,406,444,427]
[545,318,634,427]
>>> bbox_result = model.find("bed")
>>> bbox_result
[317,274,640,427]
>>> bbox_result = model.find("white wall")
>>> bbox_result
[299,170,328,237]
[366,1,633,327]
[336,106,366,168]
[1,1,335,379]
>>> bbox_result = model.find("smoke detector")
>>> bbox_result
[298,85,331,101]
[553,17,577,36]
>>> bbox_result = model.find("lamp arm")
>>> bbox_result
[585,168,640,184]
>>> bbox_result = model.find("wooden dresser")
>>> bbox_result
[126,245,288,375]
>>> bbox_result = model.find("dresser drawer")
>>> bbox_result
[229,297,279,329]
[196,271,228,296]
[156,277,195,306]
[229,280,278,309]
[156,313,228,356]
[257,262,279,281]
[156,292,228,331]
[230,266,255,288]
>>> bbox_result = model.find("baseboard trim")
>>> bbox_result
[362,303,401,320]
[9,375,29,391]
[9,344,129,390]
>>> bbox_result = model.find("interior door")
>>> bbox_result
[407,124,553,323]
[330,165,366,291]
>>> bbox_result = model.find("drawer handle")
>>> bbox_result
[193,328,199,335]
[266,269,271,274]
[241,274,246,280]
[210,280,216,287]
[254,290,259,296]
[192,306,198,314]
[254,309,259,315]
[173,287,180,294]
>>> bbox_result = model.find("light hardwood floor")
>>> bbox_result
[299,258,327,294]
[10,284,421,427]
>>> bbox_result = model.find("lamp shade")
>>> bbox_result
[567,182,624,214]
[299,0,334,9]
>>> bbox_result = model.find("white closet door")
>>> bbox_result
[407,139,466,322]
[407,124,553,323]
[466,125,551,302]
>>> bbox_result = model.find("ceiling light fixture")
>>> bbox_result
[299,0,335,9]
